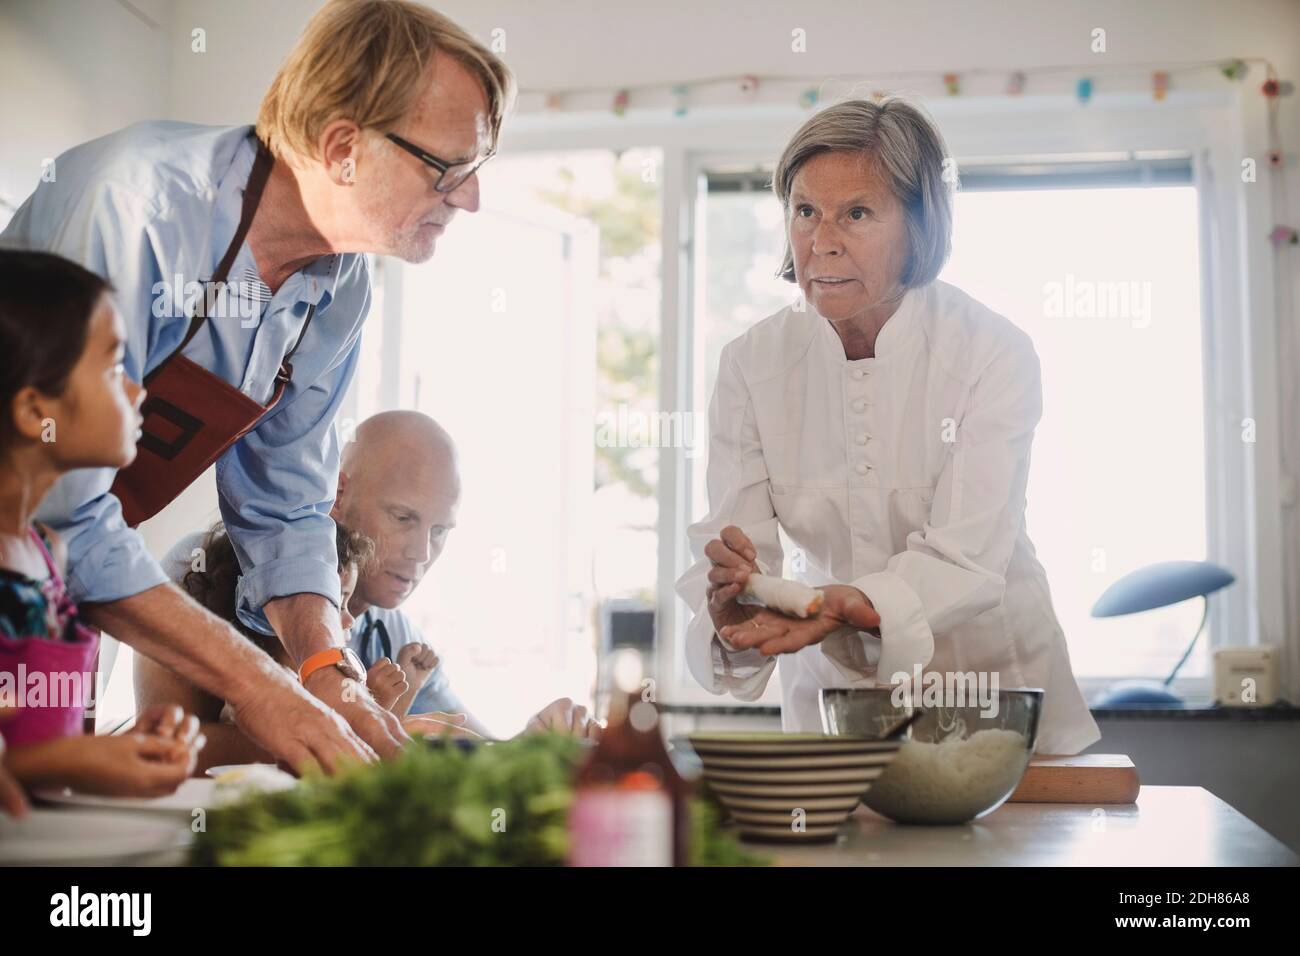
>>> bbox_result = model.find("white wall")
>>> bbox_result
[0,0,172,219]
[0,0,190,558]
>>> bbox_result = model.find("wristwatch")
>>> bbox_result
[298,647,367,686]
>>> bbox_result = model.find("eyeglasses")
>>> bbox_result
[385,132,494,192]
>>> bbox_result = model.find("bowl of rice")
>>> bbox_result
[819,687,1043,825]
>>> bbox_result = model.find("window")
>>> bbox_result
[377,148,662,735]
[944,167,1208,680]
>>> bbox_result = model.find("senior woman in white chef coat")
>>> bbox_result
[675,97,1100,755]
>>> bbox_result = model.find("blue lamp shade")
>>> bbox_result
[1091,561,1235,618]
[1089,560,1236,708]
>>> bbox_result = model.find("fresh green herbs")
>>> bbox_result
[193,734,764,867]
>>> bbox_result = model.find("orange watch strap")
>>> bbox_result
[299,647,344,685]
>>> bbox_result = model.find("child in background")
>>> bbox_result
[0,250,203,800]
[174,520,408,705]
[137,520,461,772]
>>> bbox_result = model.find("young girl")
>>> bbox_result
[137,520,456,772]
[0,250,203,802]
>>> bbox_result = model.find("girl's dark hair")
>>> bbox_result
[180,521,376,656]
[0,250,113,450]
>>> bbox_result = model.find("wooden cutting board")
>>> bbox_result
[1007,754,1140,804]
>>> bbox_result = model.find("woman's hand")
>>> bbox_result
[720,584,881,657]
[705,525,761,633]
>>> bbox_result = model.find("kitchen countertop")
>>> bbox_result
[765,786,1300,866]
[14,784,1294,867]
[660,702,1300,720]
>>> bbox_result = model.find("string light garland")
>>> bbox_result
[1153,71,1170,101]
[532,55,1294,276]
[530,56,1292,240]
[518,56,1285,119]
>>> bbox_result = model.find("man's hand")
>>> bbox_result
[720,584,880,657]
[264,592,410,759]
[300,666,409,759]
[523,697,603,739]
[82,584,377,777]
[226,669,380,775]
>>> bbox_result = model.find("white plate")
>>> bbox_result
[203,763,300,806]
[0,809,190,866]
[33,778,215,820]
[205,763,263,778]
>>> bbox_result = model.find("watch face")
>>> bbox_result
[340,647,367,683]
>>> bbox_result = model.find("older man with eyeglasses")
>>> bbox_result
[0,0,514,773]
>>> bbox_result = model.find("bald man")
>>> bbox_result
[330,412,597,738]
[141,411,596,759]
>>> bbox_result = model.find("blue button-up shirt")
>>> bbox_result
[0,121,370,634]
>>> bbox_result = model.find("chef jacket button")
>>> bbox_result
[851,368,867,380]
[855,463,870,475]
[852,399,868,412]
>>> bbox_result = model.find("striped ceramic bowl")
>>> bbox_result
[686,732,902,843]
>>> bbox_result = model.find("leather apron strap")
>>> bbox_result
[110,138,319,527]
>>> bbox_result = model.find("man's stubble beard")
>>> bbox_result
[362,170,439,264]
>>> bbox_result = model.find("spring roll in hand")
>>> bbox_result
[740,573,825,619]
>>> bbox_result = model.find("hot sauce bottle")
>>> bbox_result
[568,649,688,866]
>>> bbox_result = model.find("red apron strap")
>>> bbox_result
[109,136,297,528]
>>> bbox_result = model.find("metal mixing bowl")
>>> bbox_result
[820,687,1043,824]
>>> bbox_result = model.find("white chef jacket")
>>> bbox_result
[675,280,1101,755]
